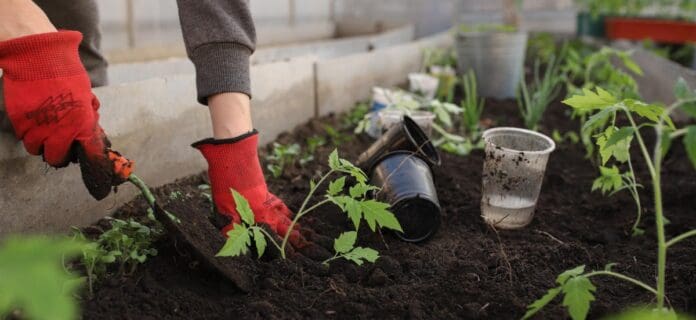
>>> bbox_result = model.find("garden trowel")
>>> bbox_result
[81,150,256,292]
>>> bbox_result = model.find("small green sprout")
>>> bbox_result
[266,142,301,178]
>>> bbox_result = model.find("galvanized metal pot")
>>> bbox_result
[454,31,528,99]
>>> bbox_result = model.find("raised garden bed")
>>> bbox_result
[80,95,696,319]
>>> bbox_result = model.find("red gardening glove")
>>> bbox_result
[193,131,307,248]
[0,31,132,199]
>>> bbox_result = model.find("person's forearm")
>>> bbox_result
[208,92,253,139]
[0,0,56,41]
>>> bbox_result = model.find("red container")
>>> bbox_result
[606,17,696,44]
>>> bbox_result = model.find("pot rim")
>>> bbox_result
[482,127,556,155]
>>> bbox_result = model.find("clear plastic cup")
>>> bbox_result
[379,110,435,136]
[480,127,555,229]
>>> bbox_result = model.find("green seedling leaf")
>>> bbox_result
[334,231,357,254]
[556,265,586,285]
[674,77,692,100]
[685,126,696,170]
[328,149,340,170]
[582,106,617,134]
[252,227,267,258]
[231,189,255,225]
[328,177,346,196]
[342,247,379,265]
[618,53,643,76]
[604,308,686,320]
[0,236,86,320]
[624,100,675,129]
[329,195,362,229]
[360,200,403,232]
[522,287,562,320]
[562,276,596,320]
[216,225,251,257]
[563,87,618,111]
[660,133,673,161]
[597,127,632,164]
[604,127,635,149]
[592,166,623,194]
[349,183,378,198]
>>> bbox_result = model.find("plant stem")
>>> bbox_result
[666,229,696,248]
[585,271,658,295]
[322,254,340,265]
[669,128,688,139]
[625,107,665,307]
[128,174,156,207]
[625,153,643,234]
[255,227,283,252]
[624,109,656,177]
[280,170,335,258]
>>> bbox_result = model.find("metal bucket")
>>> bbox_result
[454,31,528,99]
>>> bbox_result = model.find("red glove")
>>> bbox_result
[0,31,131,199]
[193,131,305,247]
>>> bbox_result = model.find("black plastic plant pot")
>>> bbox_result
[370,151,441,243]
[357,115,441,174]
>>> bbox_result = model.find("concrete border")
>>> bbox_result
[316,31,452,116]
[109,25,415,85]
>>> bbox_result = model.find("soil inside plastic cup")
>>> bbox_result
[480,127,555,229]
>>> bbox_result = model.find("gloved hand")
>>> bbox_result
[193,131,306,247]
[0,31,132,199]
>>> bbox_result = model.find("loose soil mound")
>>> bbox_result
[82,98,696,319]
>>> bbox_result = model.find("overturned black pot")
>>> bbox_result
[370,151,441,243]
[357,115,441,174]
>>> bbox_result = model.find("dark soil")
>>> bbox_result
[82,97,696,319]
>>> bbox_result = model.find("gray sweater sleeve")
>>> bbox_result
[175,0,256,104]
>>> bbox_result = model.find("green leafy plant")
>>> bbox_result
[299,135,327,166]
[218,150,402,262]
[72,231,120,297]
[98,218,159,275]
[345,101,370,129]
[423,47,457,70]
[0,236,86,320]
[562,45,644,161]
[574,0,650,17]
[524,82,696,319]
[434,70,486,156]
[527,32,558,64]
[604,308,692,320]
[460,70,485,141]
[322,231,379,265]
[324,125,351,146]
[552,130,580,144]
[518,54,565,130]
[266,142,301,178]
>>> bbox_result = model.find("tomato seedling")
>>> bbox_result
[524,81,696,319]
[217,149,402,263]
